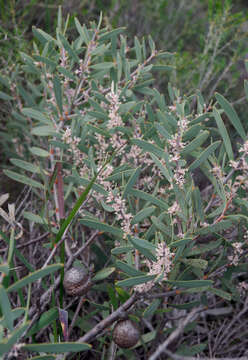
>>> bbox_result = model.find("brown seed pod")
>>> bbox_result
[63,267,91,296]
[112,319,140,348]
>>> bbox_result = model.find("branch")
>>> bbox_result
[148,306,203,360]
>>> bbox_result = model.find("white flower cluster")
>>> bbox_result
[106,84,126,154]
[106,191,133,236]
[135,242,174,293]
[62,127,82,167]
[228,241,244,266]
[166,133,188,189]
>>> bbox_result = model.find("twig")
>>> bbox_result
[163,348,248,360]
[65,293,138,358]
[68,297,86,339]
[148,306,203,360]
[0,232,49,253]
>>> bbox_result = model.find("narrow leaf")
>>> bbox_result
[116,274,155,288]
[92,267,115,282]
[123,167,141,198]
[115,261,143,277]
[4,170,44,189]
[80,219,123,237]
[7,264,63,292]
[215,92,246,140]
[0,285,14,331]
[22,342,91,353]
[213,107,233,160]
[131,206,156,224]
[166,280,213,288]
[10,158,40,174]
[22,108,51,125]
[29,147,50,157]
[189,141,221,171]
[53,75,63,114]
[27,308,58,336]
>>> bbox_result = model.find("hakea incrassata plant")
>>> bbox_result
[0,8,248,359]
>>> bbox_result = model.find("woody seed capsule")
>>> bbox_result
[63,267,91,296]
[113,319,140,348]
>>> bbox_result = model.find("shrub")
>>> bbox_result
[0,8,248,359]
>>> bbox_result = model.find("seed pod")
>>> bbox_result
[112,319,140,348]
[63,267,91,296]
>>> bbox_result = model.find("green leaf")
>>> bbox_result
[22,342,91,353]
[7,264,63,292]
[244,79,248,101]
[0,91,13,100]
[197,220,233,236]
[131,139,165,158]
[182,259,208,270]
[116,274,155,288]
[208,287,232,301]
[181,131,209,155]
[57,33,79,62]
[27,356,56,360]
[169,238,194,248]
[143,299,160,318]
[111,246,133,255]
[32,27,56,43]
[0,323,30,356]
[23,212,48,224]
[27,308,58,336]
[79,218,123,237]
[155,123,171,140]
[57,66,76,80]
[67,175,107,196]
[115,261,144,277]
[10,158,40,174]
[192,186,204,223]
[134,36,142,62]
[166,280,213,288]
[0,263,9,275]
[151,216,172,237]
[92,267,115,282]
[188,141,221,171]
[156,51,174,59]
[150,153,171,182]
[131,206,156,224]
[213,107,233,160]
[188,239,223,256]
[215,92,246,140]
[171,301,200,310]
[74,17,89,44]
[129,189,168,210]
[122,167,141,198]
[0,285,14,331]
[33,55,57,70]
[31,125,57,136]
[88,110,108,121]
[99,27,125,42]
[129,237,156,261]
[53,75,63,114]
[119,101,137,114]
[177,343,207,356]
[152,65,174,72]
[29,147,50,157]
[148,35,155,53]
[22,108,51,125]
[91,62,115,70]
[0,308,25,328]
[3,170,44,189]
